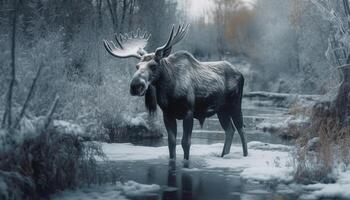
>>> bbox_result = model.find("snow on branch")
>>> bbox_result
[311,0,350,91]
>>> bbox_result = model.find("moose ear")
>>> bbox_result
[155,48,172,62]
[154,49,163,61]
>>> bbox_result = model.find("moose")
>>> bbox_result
[103,25,248,160]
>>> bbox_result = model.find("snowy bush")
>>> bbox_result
[103,112,163,142]
[0,122,105,199]
[293,102,350,183]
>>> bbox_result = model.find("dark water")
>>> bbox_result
[108,100,298,200]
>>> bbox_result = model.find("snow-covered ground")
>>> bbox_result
[256,115,309,134]
[51,181,160,200]
[301,168,350,200]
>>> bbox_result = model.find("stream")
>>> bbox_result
[53,99,299,200]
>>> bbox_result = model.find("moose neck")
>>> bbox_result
[153,58,178,110]
[158,58,177,87]
[143,58,176,113]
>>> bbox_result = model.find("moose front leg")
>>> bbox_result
[164,113,177,160]
[182,111,193,160]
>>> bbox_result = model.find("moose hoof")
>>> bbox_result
[243,150,248,157]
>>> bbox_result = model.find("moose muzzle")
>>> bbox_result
[130,77,148,96]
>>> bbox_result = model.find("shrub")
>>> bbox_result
[293,101,350,183]
[103,112,163,143]
[0,122,105,199]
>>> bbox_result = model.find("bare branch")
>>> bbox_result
[43,95,59,131]
[13,63,44,129]
[1,110,7,128]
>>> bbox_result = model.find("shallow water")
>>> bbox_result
[104,100,298,200]
[110,158,298,200]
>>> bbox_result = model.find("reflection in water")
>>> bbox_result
[181,172,192,200]
[163,161,177,200]
[162,161,194,200]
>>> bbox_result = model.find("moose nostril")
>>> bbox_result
[135,84,144,93]
[130,82,145,95]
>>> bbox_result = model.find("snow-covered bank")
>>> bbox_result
[243,91,320,108]
[256,115,310,138]
[301,168,350,200]
[102,141,294,183]
[51,181,160,200]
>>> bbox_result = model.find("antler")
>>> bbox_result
[155,24,190,59]
[103,28,151,59]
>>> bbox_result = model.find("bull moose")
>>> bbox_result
[103,24,248,160]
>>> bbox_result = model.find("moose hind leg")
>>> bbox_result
[182,111,194,160]
[217,112,235,157]
[231,113,248,157]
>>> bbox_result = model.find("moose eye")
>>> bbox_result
[136,65,140,70]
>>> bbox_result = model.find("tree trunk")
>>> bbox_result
[2,0,18,131]
[106,0,118,32]
[120,0,128,32]
[335,67,350,124]
[128,0,135,31]
[332,0,350,126]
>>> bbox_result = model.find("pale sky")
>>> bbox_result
[188,0,214,18]
[184,0,257,19]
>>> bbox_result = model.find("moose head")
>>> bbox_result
[103,24,189,97]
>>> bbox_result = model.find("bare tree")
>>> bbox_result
[312,0,350,124]
[106,0,119,31]
[213,0,228,59]
[2,0,18,132]
[106,0,135,32]
[128,0,135,31]
[13,63,44,129]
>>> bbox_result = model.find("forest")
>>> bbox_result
[0,0,349,199]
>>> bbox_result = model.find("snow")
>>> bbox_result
[102,141,294,183]
[51,181,160,200]
[256,115,309,136]
[301,168,350,200]
[244,91,320,108]
[256,118,289,130]
[241,166,293,182]
[122,112,149,128]
[102,143,167,161]
[244,91,320,101]
[53,120,85,136]
[257,115,309,130]
[116,181,160,196]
